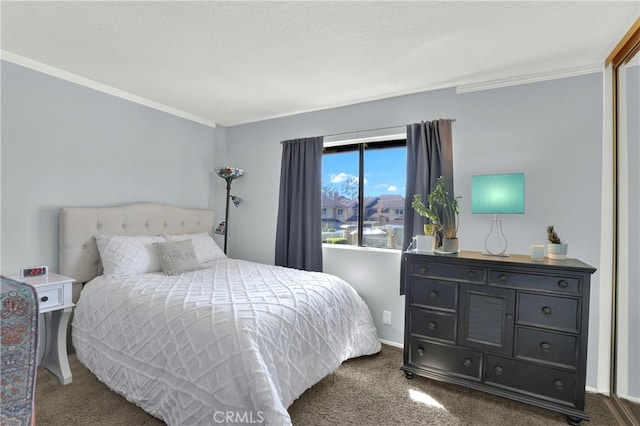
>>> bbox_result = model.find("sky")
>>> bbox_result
[322,146,406,198]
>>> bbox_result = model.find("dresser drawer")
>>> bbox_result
[489,270,580,295]
[517,293,579,333]
[408,337,481,381]
[410,308,457,343]
[410,262,485,284]
[515,327,579,369]
[410,278,458,312]
[485,355,579,407]
[35,285,65,312]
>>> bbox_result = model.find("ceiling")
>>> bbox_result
[1,1,638,127]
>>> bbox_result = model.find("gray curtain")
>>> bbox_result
[275,136,324,272]
[400,119,454,295]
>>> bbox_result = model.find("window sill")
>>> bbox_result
[322,244,402,255]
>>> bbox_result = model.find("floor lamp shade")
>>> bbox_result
[472,173,524,256]
[215,166,244,254]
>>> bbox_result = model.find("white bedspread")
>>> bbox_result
[72,258,381,425]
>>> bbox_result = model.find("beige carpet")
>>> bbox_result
[35,345,619,425]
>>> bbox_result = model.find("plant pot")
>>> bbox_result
[547,243,568,260]
[415,235,435,253]
[442,237,459,254]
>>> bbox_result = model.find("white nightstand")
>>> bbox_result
[17,273,75,385]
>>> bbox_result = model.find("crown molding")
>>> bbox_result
[455,64,603,94]
[1,51,217,128]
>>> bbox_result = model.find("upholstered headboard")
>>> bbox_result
[59,203,215,283]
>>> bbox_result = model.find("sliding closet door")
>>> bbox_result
[608,17,640,424]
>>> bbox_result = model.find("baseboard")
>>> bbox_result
[379,338,403,349]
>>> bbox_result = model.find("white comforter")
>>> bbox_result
[72,258,381,425]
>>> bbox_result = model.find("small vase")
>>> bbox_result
[442,237,459,253]
[415,235,435,252]
[547,243,568,260]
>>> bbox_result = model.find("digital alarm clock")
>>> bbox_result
[20,266,48,278]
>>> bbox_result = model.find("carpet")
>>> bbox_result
[35,344,620,425]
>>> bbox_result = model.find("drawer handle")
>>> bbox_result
[554,380,565,390]
[463,358,472,367]
[498,274,507,283]
[429,290,439,300]
[540,342,552,352]
[417,348,425,357]
[558,280,569,288]
[420,266,428,274]
[428,321,437,331]
[467,271,477,279]
[505,313,513,321]
[40,296,49,302]
[542,306,552,315]
[494,366,504,376]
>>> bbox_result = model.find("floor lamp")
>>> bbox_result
[214,166,244,254]
[471,173,524,256]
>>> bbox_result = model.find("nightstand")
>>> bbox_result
[18,273,75,385]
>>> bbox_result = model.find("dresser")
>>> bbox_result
[402,250,596,425]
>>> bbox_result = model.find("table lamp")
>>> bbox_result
[471,173,524,256]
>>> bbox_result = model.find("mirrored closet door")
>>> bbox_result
[607,17,640,425]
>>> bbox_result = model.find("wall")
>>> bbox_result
[0,61,221,275]
[0,60,610,392]
[224,72,605,390]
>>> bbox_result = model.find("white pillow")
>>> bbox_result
[164,232,226,263]
[95,234,164,277]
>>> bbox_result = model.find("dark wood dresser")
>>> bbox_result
[402,250,596,425]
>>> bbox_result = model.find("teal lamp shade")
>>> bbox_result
[471,173,525,214]
[472,173,524,256]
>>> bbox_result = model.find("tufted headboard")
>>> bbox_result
[59,203,215,283]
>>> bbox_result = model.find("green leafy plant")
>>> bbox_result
[546,225,564,244]
[412,176,461,239]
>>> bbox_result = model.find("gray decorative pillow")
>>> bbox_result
[153,239,201,276]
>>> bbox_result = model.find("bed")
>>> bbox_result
[60,203,381,425]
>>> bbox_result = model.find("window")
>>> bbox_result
[322,139,406,249]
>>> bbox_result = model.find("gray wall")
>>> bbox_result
[0,59,612,393]
[0,61,221,275]
[224,73,605,390]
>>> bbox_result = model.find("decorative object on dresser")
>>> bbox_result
[1,276,39,426]
[402,250,596,425]
[214,166,244,254]
[546,225,568,260]
[16,273,75,385]
[411,176,461,253]
[471,173,525,257]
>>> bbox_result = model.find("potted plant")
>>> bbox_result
[411,176,460,253]
[546,225,568,260]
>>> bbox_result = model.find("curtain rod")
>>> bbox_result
[323,119,457,139]
[280,119,457,143]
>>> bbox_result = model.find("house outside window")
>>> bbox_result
[321,137,406,249]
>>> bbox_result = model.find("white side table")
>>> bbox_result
[17,273,75,385]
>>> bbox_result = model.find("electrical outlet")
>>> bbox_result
[382,310,392,325]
